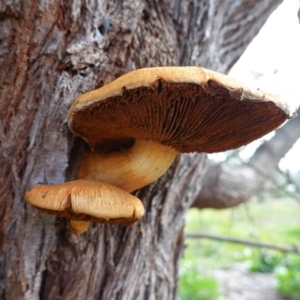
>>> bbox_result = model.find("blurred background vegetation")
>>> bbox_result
[179,156,300,300]
[178,1,300,299]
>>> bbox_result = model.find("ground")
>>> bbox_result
[209,268,291,300]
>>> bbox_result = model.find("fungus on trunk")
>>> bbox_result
[68,66,293,192]
[25,180,144,234]
[26,66,294,234]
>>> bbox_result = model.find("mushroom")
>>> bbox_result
[25,180,144,234]
[68,66,293,193]
[26,66,293,234]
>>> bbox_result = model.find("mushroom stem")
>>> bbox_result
[78,139,178,193]
[69,140,175,234]
[69,220,90,235]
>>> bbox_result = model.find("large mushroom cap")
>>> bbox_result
[68,67,293,153]
[25,180,144,225]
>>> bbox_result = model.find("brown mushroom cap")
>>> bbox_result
[68,66,293,153]
[25,180,144,225]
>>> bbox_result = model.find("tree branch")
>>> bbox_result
[186,232,300,254]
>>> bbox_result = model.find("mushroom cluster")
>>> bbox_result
[26,67,293,234]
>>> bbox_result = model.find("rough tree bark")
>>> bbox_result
[192,107,300,209]
[0,0,283,299]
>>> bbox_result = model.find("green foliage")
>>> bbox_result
[179,250,220,300]
[237,250,300,299]
[286,226,300,237]
[248,251,281,273]
[180,197,300,299]
[277,268,300,299]
[184,199,300,269]
[276,256,300,299]
[179,265,220,300]
[242,251,300,299]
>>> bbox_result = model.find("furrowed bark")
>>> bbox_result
[0,0,283,298]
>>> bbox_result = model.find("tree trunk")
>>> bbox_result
[192,107,300,209]
[0,0,283,299]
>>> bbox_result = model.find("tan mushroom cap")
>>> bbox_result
[68,66,293,153]
[25,180,144,225]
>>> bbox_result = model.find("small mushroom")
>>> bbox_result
[68,66,293,193]
[25,180,144,234]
